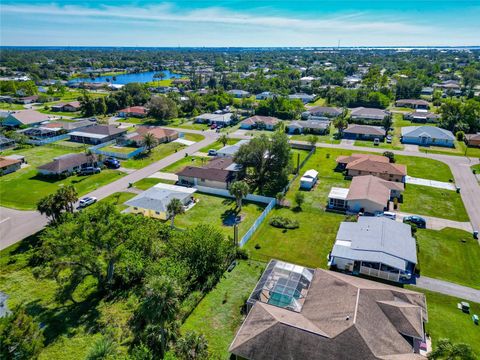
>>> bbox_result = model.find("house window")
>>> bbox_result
[134,207,138,210]
[155,211,160,215]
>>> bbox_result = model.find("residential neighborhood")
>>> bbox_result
[1,22,480,360]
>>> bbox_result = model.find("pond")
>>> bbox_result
[71,70,183,84]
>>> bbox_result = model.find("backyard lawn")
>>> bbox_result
[102,145,138,154]
[401,184,469,221]
[0,145,125,209]
[416,228,480,289]
[181,260,264,359]
[0,236,134,359]
[121,141,185,169]
[407,288,480,356]
[175,193,266,240]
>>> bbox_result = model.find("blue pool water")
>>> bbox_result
[71,70,183,84]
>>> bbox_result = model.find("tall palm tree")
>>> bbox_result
[142,132,157,154]
[138,276,179,358]
[229,181,249,211]
[57,185,78,213]
[167,198,185,228]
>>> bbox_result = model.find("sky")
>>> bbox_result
[1,0,479,47]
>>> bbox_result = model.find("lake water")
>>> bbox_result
[71,70,183,84]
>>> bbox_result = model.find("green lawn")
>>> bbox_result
[199,138,240,153]
[38,109,82,118]
[52,140,86,149]
[162,156,207,173]
[0,102,25,110]
[419,140,480,158]
[401,184,469,221]
[407,288,480,356]
[181,260,264,359]
[175,193,265,240]
[182,133,205,142]
[99,191,136,211]
[101,145,138,154]
[289,125,341,144]
[395,155,453,182]
[167,118,210,131]
[121,142,185,169]
[416,228,480,289]
[354,139,403,150]
[307,97,327,106]
[0,146,124,209]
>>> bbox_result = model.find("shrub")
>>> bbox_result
[294,192,305,208]
[235,248,249,260]
[269,216,299,229]
[383,151,395,163]
[455,131,465,141]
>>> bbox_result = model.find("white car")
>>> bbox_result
[79,196,97,208]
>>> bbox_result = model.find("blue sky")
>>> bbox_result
[1,1,479,46]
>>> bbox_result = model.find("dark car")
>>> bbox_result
[403,215,426,228]
[79,166,101,175]
[104,157,120,169]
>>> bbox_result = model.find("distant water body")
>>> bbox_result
[71,70,183,84]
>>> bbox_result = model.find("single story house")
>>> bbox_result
[230,259,427,359]
[401,126,455,147]
[255,91,276,100]
[172,78,191,86]
[330,217,417,283]
[217,140,249,158]
[69,125,127,145]
[15,95,39,104]
[195,113,233,126]
[404,111,440,123]
[0,135,15,150]
[37,153,99,176]
[118,106,147,118]
[288,93,315,104]
[300,76,316,87]
[342,124,385,141]
[336,154,407,182]
[395,99,429,110]
[2,110,50,127]
[0,156,22,176]
[240,115,280,130]
[126,126,179,147]
[125,183,197,220]
[327,175,404,214]
[51,101,81,112]
[465,133,480,147]
[287,120,331,135]
[350,107,390,124]
[22,126,65,139]
[227,89,251,98]
[300,169,318,190]
[177,156,239,189]
[302,106,342,119]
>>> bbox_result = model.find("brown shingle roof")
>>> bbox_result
[0,156,21,169]
[395,99,429,107]
[347,158,407,176]
[346,175,404,205]
[337,153,389,165]
[242,115,280,126]
[37,153,97,173]
[8,110,50,125]
[176,166,233,183]
[130,126,178,142]
[230,269,427,360]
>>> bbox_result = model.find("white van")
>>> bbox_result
[376,211,396,220]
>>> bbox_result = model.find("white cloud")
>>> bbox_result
[2,2,431,34]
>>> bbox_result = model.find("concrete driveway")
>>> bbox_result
[395,212,473,232]
[405,176,456,190]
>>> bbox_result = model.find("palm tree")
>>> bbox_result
[333,116,348,136]
[428,339,475,360]
[167,198,185,228]
[57,185,78,213]
[229,181,249,211]
[142,132,157,154]
[175,331,209,360]
[137,276,179,358]
[218,133,229,147]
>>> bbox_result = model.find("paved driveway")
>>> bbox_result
[405,176,456,190]
[395,212,473,232]
[413,276,480,303]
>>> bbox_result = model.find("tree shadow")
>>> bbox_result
[25,291,103,346]
[221,208,240,226]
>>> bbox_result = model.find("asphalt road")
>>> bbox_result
[0,130,218,250]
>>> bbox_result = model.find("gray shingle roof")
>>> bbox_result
[332,217,417,270]
[401,126,454,141]
[125,184,196,213]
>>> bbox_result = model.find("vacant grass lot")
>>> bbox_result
[182,133,205,142]
[401,184,469,221]
[102,145,138,154]
[0,146,124,209]
[199,138,240,153]
[175,193,265,240]
[289,125,341,144]
[407,288,480,356]
[99,191,136,211]
[121,142,185,169]
[181,260,264,359]
[416,228,480,289]
[0,237,134,359]
[395,155,453,182]
[162,156,208,173]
